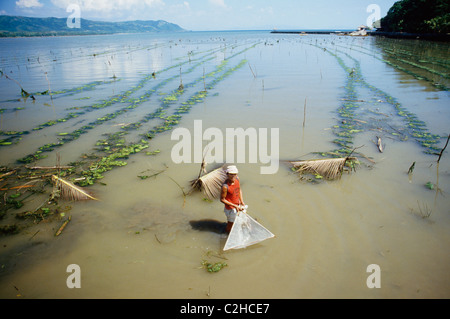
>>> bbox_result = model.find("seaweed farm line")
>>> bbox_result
[0,31,449,299]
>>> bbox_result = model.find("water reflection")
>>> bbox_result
[374,37,450,90]
[149,44,164,73]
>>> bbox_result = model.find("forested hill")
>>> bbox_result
[0,15,185,37]
[379,0,449,33]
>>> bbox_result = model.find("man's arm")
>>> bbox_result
[239,189,245,208]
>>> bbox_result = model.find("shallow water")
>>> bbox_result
[0,31,449,299]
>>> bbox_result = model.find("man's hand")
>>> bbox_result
[237,204,247,212]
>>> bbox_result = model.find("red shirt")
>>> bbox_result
[223,178,240,210]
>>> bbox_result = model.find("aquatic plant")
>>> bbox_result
[201,260,228,273]
[201,250,228,273]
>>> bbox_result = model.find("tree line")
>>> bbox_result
[379,0,449,34]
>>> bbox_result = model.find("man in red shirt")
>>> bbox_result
[220,165,246,234]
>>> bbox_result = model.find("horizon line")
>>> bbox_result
[0,14,362,33]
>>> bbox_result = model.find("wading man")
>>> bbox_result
[220,165,246,234]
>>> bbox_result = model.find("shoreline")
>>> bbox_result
[2,29,448,42]
[271,29,450,41]
[270,30,352,35]
[370,31,450,42]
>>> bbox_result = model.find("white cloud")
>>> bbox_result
[209,0,227,9]
[16,0,44,8]
[50,0,164,13]
[169,1,190,12]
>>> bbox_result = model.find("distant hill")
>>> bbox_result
[0,15,185,37]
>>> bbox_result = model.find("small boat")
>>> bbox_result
[350,25,369,36]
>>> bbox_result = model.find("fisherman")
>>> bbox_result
[220,165,246,234]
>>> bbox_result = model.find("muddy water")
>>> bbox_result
[0,31,449,299]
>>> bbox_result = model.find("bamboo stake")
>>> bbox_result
[437,134,450,163]
[203,67,206,92]
[0,170,16,179]
[167,176,186,207]
[29,230,40,240]
[0,185,35,191]
[303,97,307,128]
[27,166,73,170]
[178,67,184,90]
[44,72,52,100]
[248,63,256,78]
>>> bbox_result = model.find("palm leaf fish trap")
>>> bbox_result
[289,157,357,180]
[52,175,97,201]
[191,166,227,200]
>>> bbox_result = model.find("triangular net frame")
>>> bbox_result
[223,211,275,251]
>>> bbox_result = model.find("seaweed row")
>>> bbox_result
[75,58,251,186]
[0,40,259,233]
[16,41,259,164]
[309,42,443,158]
[15,53,219,164]
[0,46,226,148]
[335,42,449,91]
[0,41,255,148]
[339,50,443,155]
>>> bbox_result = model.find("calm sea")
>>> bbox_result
[0,30,449,299]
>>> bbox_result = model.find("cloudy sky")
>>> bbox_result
[2,0,398,31]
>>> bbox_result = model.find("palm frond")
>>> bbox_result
[52,175,98,201]
[191,166,227,200]
[289,157,357,180]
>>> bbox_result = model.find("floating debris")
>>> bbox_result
[191,165,227,200]
[55,216,71,236]
[376,136,384,153]
[52,175,97,201]
[289,157,358,180]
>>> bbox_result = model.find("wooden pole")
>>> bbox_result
[437,134,450,163]
[303,97,307,128]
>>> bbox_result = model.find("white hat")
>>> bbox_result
[226,165,238,174]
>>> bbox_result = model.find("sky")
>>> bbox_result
[1,0,399,31]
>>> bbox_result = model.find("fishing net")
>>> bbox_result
[223,208,275,251]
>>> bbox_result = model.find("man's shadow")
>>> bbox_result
[189,219,227,234]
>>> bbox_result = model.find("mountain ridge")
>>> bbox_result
[0,15,185,37]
